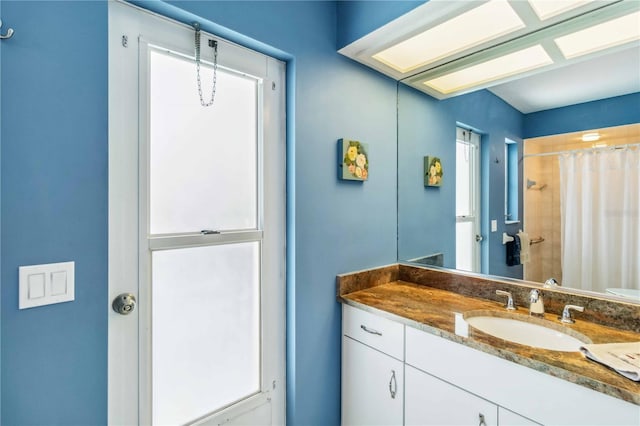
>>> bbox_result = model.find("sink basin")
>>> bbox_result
[464,311,592,352]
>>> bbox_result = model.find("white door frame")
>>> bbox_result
[108,2,286,424]
[456,127,481,273]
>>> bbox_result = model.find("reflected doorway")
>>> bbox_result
[456,127,481,272]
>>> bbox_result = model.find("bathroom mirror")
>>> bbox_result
[397,48,640,302]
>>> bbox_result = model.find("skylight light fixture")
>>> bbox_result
[582,133,600,142]
[372,0,525,73]
[554,10,640,59]
[423,45,553,95]
[528,0,593,21]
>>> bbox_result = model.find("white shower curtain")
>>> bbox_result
[559,147,639,293]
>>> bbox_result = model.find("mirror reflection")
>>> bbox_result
[523,125,639,298]
[397,58,639,301]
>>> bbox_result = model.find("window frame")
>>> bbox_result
[504,138,520,224]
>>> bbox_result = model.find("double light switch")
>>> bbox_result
[19,261,75,309]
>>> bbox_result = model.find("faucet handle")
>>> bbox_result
[529,288,541,302]
[496,290,516,310]
[559,304,585,324]
[544,278,560,288]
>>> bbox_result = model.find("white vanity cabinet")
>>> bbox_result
[405,364,497,426]
[341,305,404,426]
[498,408,541,426]
[405,326,639,426]
[342,304,640,426]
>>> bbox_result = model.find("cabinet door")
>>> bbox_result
[499,408,541,425]
[342,337,403,426]
[405,365,497,426]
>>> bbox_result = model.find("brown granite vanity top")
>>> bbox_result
[337,264,640,406]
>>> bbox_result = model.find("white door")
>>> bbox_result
[456,127,481,272]
[108,2,286,425]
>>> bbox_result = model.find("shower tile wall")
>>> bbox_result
[523,146,562,283]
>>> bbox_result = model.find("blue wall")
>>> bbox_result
[1,1,398,424]
[336,0,425,49]
[0,0,3,418]
[397,84,456,266]
[443,90,524,278]
[1,1,108,424]
[524,92,640,138]
[398,85,524,278]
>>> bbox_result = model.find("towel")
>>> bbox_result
[506,235,521,266]
[517,231,530,264]
[580,342,640,381]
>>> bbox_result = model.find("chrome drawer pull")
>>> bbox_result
[478,413,486,426]
[360,324,382,336]
[389,370,397,399]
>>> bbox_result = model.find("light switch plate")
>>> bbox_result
[28,273,46,299]
[491,220,498,232]
[19,261,75,309]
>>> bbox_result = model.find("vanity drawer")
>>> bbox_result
[343,304,404,360]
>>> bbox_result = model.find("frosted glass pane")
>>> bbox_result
[456,142,471,217]
[152,243,260,425]
[150,50,258,234]
[456,221,473,271]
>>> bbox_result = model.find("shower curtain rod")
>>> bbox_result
[523,142,640,158]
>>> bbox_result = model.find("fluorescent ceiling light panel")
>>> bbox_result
[372,0,526,73]
[582,132,600,142]
[424,45,553,94]
[528,0,593,21]
[554,10,640,58]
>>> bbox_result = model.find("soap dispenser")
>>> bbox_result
[529,289,544,318]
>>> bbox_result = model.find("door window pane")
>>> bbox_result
[456,221,473,271]
[152,242,260,425]
[456,141,472,217]
[149,50,258,234]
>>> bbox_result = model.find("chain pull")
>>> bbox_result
[194,22,218,107]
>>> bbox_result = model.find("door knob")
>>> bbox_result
[112,293,136,315]
[475,234,484,242]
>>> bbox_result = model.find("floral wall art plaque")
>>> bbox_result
[339,139,369,181]
[424,156,443,187]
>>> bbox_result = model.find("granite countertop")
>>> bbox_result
[340,280,640,406]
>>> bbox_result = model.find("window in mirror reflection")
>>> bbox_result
[505,138,520,224]
[456,128,481,272]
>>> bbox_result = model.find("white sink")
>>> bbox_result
[464,312,592,352]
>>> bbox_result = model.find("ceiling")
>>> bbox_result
[339,0,640,114]
[489,44,640,113]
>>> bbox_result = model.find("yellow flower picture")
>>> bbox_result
[339,139,369,181]
[424,156,443,187]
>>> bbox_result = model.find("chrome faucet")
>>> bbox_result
[496,290,516,310]
[529,289,544,317]
[559,304,585,324]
